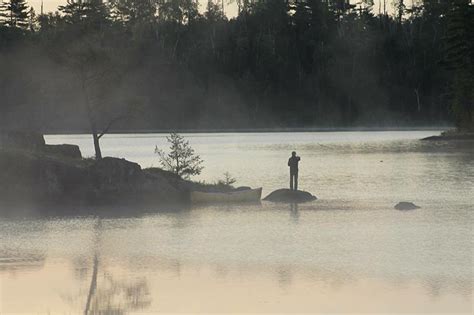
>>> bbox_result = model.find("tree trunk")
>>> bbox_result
[84,253,99,315]
[84,218,101,315]
[91,122,102,160]
[414,88,421,112]
[93,133,102,160]
[81,72,102,160]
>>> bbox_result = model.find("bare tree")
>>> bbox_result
[60,1,135,160]
[66,33,133,160]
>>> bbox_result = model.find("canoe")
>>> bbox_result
[191,188,262,204]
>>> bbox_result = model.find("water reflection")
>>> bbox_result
[1,131,472,313]
[0,215,472,313]
[277,266,293,289]
[0,252,45,272]
[290,203,300,223]
[84,272,151,315]
[66,218,152,315]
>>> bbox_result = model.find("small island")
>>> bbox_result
[0,130,248,215]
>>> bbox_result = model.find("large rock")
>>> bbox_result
[87,158,184,205]
[0,149,88,204]
[263,189,317,203]
[0,150,193,211]
[88,157,144,195]
[0,130,83,159]
[394,202,420,210]
[142,168,184,203]
[43,144,82,159]
[0,130,45,151]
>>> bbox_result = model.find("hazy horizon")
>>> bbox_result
[32,0,400,18]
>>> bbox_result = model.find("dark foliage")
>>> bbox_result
[0,0,472,132]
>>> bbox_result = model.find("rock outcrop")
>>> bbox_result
[0,130,195,214]
[394,202,420,210]
[89,157,144,194]
[1,130,82,159]
[0,149,89,204]
[43,144,82,159]
[0,130,256,213]
[0,150,187,211]
[421,130,474,141]
[0,130,45,151]
[263,189,317,203]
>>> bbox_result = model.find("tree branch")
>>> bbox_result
[98,113,128,139]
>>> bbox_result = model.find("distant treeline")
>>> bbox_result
[0,0,472,132]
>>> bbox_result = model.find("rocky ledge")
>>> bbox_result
[0,130,253,214]
[263,189,317,203]
[0,131,199,214]
[421,130,474,141]
[0,149,191,211]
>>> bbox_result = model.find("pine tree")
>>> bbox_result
[0,1,10,26]
[0,0,30,28]
[395,0,405,24]
[444,0,474,131]
[27,6,34,30]
[59,0,109,29]
[110,0,157,25]
[155,133,204,179]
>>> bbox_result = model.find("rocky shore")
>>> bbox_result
[421,129,474,141]
[0,131,208,214]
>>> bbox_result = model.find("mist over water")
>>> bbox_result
[1,131,473,313]
[47,130,474,203]
[1,0,472,310]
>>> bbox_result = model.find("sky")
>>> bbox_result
[31,0,399,17]
[30,0,240,17]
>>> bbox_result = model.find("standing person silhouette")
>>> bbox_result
[288,151,300,191]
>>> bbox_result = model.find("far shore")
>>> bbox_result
[42,127,450,135]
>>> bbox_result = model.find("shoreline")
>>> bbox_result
[1,129,471,215]
[42,127,450,136]
[421,130,474,141]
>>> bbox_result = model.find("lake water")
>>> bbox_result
[1,131,473,314]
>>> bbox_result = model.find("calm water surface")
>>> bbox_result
[1,131,473,313]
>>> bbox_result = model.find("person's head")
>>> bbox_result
[292,151,296,157]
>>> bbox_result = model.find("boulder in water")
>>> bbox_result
[394,202,420,210]
[263,189,317,203]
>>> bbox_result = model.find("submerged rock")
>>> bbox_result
[394,202,420,210]
[263,189,317,203]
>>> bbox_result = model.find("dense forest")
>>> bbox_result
[0,0,472,133]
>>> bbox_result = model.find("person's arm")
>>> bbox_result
[288,158,291,166]
[297,157,301,162]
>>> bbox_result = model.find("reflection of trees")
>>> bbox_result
[82,217,151,315]
[277,266,293,289]
[84,251,99,315]
[85,271,151,314]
